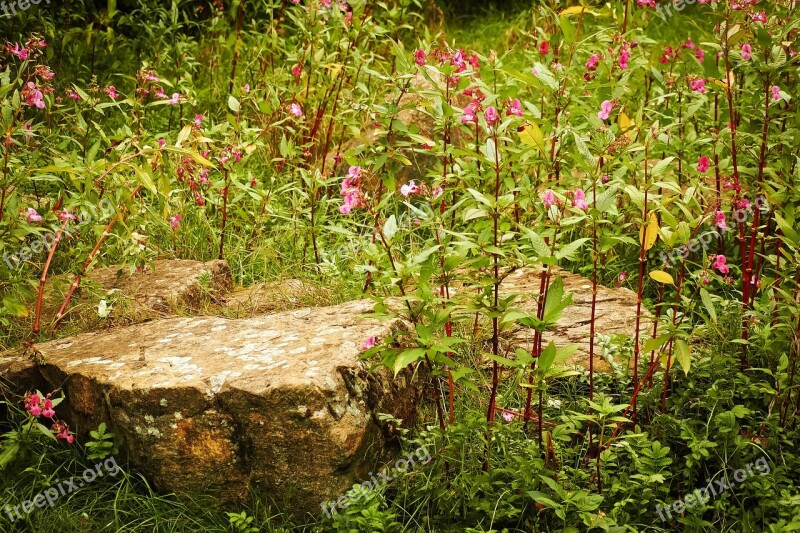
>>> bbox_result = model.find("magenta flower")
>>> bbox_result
[104,86,119,100]
[572,189,588,210]
[168,93,180,105]
[585,54,600,70]
[714,210,728,230]
[25,393,41,416]
[26,207,42,222]
[541,190,556,209]
[68,90,81,100]
[771,85,781,101]
[619,271,628,282]
[292,64,302,79]
[618,47,630,70]
[712,255,730,274]
[697,156,710,173]
[506,98,523,117]
[597,100,614,120]
[461,103,478,124]
[22,82,45,109]
[400,180,420,197]
[340,166,364,214]
[242,84,250,93]
[52,422,74,444]
[736,198,750,211]
[751,11,766,22]
[42,398,55,419]
[158,138,166,148]
[539,41,550,55]
[431,185,444,199]
[194,114,204,128]
[740,44,752,60]
[290,103,303,117]
[361,336,377,351]
[502,411,514,423]
[415,49,426,66]
[169,214,182,229]
[9,43,29,60]
[484,106,499,126]
[58,210,77,222]
[689,78,707,93]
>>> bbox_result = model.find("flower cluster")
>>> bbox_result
[24,391,74,443]
[340,165,365,214]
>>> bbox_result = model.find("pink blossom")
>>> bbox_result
[689,78,707,94]
[541,190,556,209]
[619,271,628,282]
[736,198,750,211]
[290,103,303,117]
[158,138,166,148]
[697,156,710,173]
[42,398,55,419]
[154,87,167,99]
[68,90,81,100]
[292,64,302,79]
[168,93,180,105]
[484,106,499,126]
[9,43,29,60]
[26,207,42,222]
[242,84,250,93]
[740,44,752,60]
[340,166,364,214]
[771,85,781,101]
[400,180,420,197]
[506,98,523,117]
[431,185,444,199]
[22,82,45,109]
[461,103,478,124]
[58,210,77,221]
[502,411,514,423]
[637,0,655,6]
[52,422,74,444]
[585,54,600,70]
[539,42,550,55]
[597,100,614,120]
[169,214,182,229]
[194,114,204,128]
[712,255,729,274]
[361,336,377,351]
[25,393,41,416]
[714,210,728,230]
[751,11,766,22]
[618,47,630,70]
[415,49,426,66]
[572,189,588,210]
[104,86,119,100]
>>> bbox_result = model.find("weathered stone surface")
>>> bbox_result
[1,300,419,516]
[89,259,232,314]
[222,279,331,317]
[504,267,646,372]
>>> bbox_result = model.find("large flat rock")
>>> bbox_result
[505,267,646,372]
[1,300,420,516]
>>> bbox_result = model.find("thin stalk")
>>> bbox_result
[33,218,71,334]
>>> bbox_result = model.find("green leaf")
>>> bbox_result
[393,348,425,375]
[699,288,717,323]
[538,341,557,371]
[674,339,691,375]
[383,215,398,243]
[228,95,240,113]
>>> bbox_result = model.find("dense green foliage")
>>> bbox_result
[2,0,800,531]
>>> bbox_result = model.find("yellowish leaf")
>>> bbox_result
[639,212,659,251]
[560,5,594,15]
[649,270,675,285]
[619,111,636,140]
[519,122,546,157]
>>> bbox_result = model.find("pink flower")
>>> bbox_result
[58,210,77,221]
[169,214,182,229]
[484,106,499,126]
[585,54,600,70]
[292,64,302,79]
[541,190,556,208]
[506,98,523,117]
[242,84,250,93]
[22,82,45,109]
[572,189,588,210]
[154,87,167,99]
[539,41,550,55]
[771,85,781,101]
[751,11,766,22]
[68,90,81,100]
[400,180,420,197]
[689,78,707,93]
[42,398,55,419]
[712,255,729,274]
[431,185,444,199]
[619,271,628,282]
[714,210,728,230]
[104,86,119,100]
[9,43,29,60]
[29,404,42,417]
[502,411,514,423]
[618,45,630,70]
[194,114,203,128]
[740,44,752,60]
[361,336,377,351]
[340,166,364,214]
[26,208,42,222]
[736,198,750,211]
[415,49,426,66]
[52,422,74,444]
[158,138,166,148]
[461,103,478,124]
[637,0,655,5]
[697,156,710,173]
[597,100,614,120]
[290,103,303,117]
[168,93,180,105]
[25,393,41,416]
[695,49,705,62]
